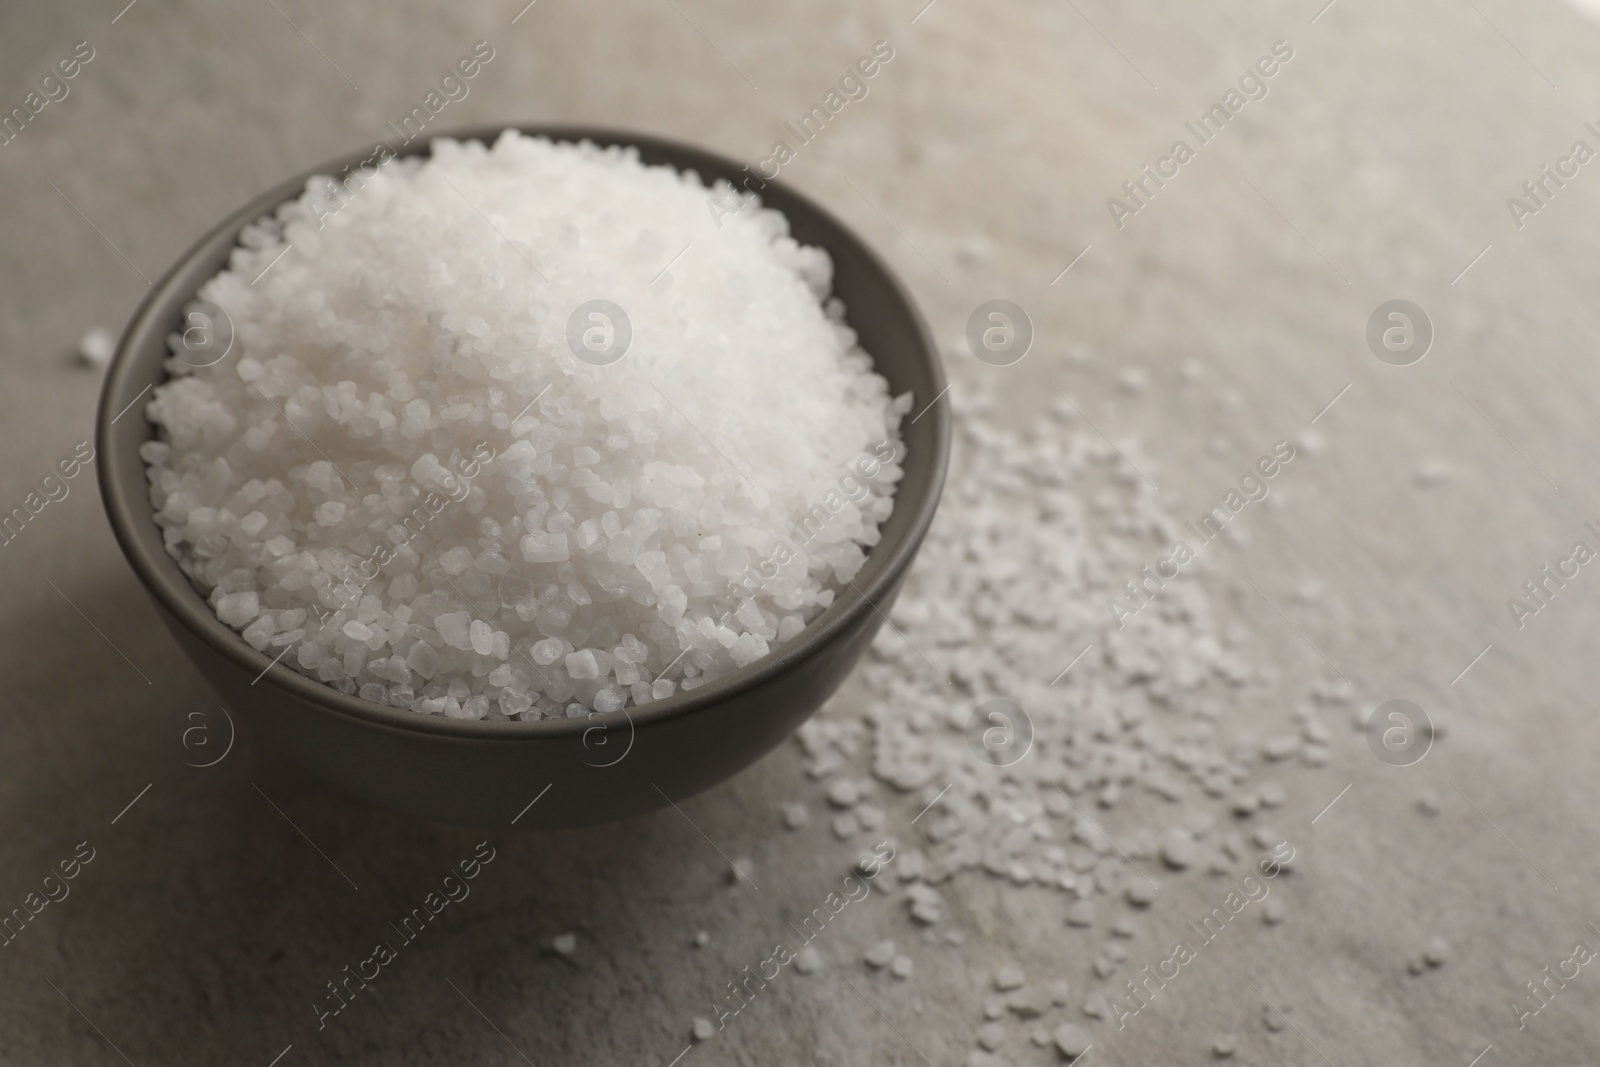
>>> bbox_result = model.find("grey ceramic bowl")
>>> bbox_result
[97,124,948,830]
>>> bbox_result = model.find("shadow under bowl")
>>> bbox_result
[97,123,949,830]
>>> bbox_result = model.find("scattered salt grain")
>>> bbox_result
[691,1017,715,1041]
[1007,987,1047,1018]
[1160,830,1196,870]
[76,326,115,369]
[794,947,823,974]
[826,777,863,808]
[1053,1023,1092,1059]
[1413,460,1452,488]
[776,378,1345,1046]
[1263,735,1300,761]
[890,954,914,979]
[1116,367,1149,394]
[551,933,577,957]
[865,940,897,968]
[993,963,1026,991]
[1294,428,1325,456]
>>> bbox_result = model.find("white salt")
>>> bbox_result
[781,379,1343,1039]
[143,132,906,717]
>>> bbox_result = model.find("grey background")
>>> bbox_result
[5,0,1600,1063]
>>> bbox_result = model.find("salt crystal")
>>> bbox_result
[76,326,116,369]
[1413,460,1452,488]
[993,963,1025,991]
[1263,735,1300,761]
[1008,988,1047,1018]
[566,649,600,680]
[826,778,862,808]
[407,641,440,679]
[1053,1024,1092,1059]
[469,619,495,656]
[216,591,259,628]
[435,613,472,650]
[1125,880,1157,906]
[1161,830,1196,870]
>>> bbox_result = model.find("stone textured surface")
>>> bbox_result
[5,0,1600,1064]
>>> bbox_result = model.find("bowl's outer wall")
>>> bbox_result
[98,124,948,829]
[156,569,905,829]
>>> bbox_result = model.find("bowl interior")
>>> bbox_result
[97,124,949,741]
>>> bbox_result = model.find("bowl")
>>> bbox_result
[97,124,949,829]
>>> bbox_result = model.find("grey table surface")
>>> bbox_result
[6,0,1600,1064]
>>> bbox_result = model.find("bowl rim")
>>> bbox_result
[97,122,949,742]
